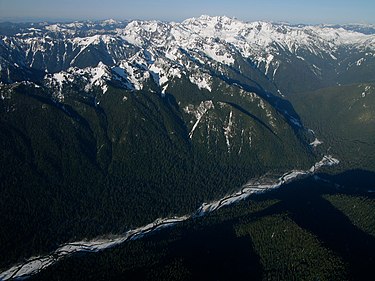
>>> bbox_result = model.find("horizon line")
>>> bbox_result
[0,15,374,26]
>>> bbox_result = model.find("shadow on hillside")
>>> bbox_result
[213,72,303,131]
[168,222,263,281]
[252,169,375,281]
[222,101,278,137]
[26,170,375,281]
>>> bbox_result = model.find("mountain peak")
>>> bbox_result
[1,17,375,94]
[182,15,239,26]
[198,15,236,22]
[101,19,118,25]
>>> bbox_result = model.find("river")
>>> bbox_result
[0,155,339,280]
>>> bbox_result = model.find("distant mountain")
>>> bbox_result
[329,23,375,35]
[1,16,375,94]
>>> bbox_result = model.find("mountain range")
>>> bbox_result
[0,16,375,279]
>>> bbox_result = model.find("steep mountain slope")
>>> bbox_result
[0,61,313,274]
[0,81,313,269]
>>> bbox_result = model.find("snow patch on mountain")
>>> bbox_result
[47,72,68,101]
[114,56,150,91]
[189,72,212,92]
[310,138,323,147]
[85,62,111,94]
[45,62,111,99]
[223,110,234,152]
[203,41,235,65]
[184,100,214,139]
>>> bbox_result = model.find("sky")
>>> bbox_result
[0,0,374,24]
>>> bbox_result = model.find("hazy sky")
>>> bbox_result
[0,0,374,24]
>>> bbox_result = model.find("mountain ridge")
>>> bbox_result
[1,16,375,97]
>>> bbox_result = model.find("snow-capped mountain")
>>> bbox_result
[2,15,375,167]
[2,15,375,159]
[2,15,373,131]
[1,16,375,93]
